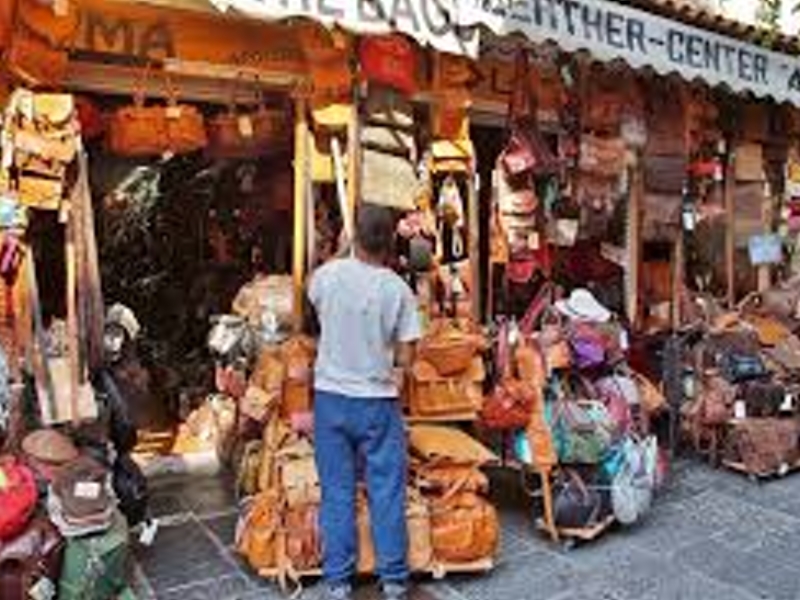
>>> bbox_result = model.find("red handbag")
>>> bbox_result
[480,379,535,431]
[0,458,37,541]
[359,35,417,95]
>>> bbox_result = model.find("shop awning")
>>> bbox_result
[196,0,800,105]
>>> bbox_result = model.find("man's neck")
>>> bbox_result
[354,246,385,267]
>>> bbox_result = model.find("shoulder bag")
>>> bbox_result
[108,66,207,157]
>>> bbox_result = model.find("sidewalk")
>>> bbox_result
[131,460,800,600]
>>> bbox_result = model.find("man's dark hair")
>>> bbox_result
[356,203,396,259]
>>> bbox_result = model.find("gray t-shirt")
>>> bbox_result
[308,257,421,398]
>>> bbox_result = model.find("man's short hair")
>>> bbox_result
[356,203,396,258]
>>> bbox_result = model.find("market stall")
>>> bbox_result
[4,0,800,596]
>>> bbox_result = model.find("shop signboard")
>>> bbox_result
[207,0,800,105]
[461,0,800,105]
[206,0,481,57]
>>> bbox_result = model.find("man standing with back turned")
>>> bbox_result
[308,204,421,600]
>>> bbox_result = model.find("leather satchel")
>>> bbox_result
[208,101,289,159]
[108,68,207,157]
[699,373,735,426]
[408,357,485,418]
[429,491,498,563]
[0,517,65,600]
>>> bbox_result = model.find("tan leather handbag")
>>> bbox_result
[429,491,499,563]
[279,336,315,420]
[207,86,290,159]
[408,357,485,418]
[108,67,207,157]
[237,491,282,570]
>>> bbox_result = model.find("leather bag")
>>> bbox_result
[359,35,418,95]
[207,94,289,159]
[237,491,282,570]
[283,502,321,571]
[108,67,207,157]
[418,321,482,376]
[579,135,626,178]
[357,488,432,573]
[699,373,735,426]
[429,490,498,563]
[5,30,68,88]
[480,378,535,431]
[0,458,37,541]
[408,357,485,418]
[280,336,315,420]
[725,418,798,475]
[0,517,65,600]
[553,469,603,528]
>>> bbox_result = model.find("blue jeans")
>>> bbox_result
[314,390,408,587]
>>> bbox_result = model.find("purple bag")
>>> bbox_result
[568,323,611,370]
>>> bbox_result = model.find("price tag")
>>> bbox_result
[238,115,254,139]
[28,577,55,600]
[73,481,101,499]
[733,400,746,420]
[165,105,183,120]
[527,231,540,250]
[139,519,159,546]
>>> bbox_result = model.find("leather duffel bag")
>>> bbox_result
[0,517,64,600]
[407,357,485,418]
[429,490,498,563]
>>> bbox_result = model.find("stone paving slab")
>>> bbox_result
[135,460,800,600]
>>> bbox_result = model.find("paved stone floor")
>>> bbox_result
[131,459,800,600]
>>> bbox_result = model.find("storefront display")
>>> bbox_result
[5,0,800,596]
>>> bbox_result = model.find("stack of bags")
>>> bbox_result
[46,457,115,538]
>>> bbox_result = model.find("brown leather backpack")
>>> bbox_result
[429,490,498,564]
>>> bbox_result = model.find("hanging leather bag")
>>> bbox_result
[108,66,207,157]
[207,84,289,159]
[499,49,558,177]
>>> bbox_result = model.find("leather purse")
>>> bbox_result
[699,373,735,426]
[0,458,37,541]
[108,67,207,157]
[359,34,418,95]
[725,418,799,475]
[0,517,65,600]
[207,90,289,159]
[553,469,603,528]
[480,379,535,431]
[418,321,482,376]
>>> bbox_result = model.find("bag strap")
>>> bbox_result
[519,282,553,337]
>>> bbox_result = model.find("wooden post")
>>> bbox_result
[468,169,481,323]
[627,155,643,328]
[346,102,360,240]
[293,97,309,330]
[757,181,773,293]
[724,148,736,306]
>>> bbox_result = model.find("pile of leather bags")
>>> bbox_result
[1,428,133,600]
[681,299,800,475]
[235,419,499,587]
[406,319,487,420]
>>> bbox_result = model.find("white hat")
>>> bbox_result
[555,288,612,323]
[106,304,141,340]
